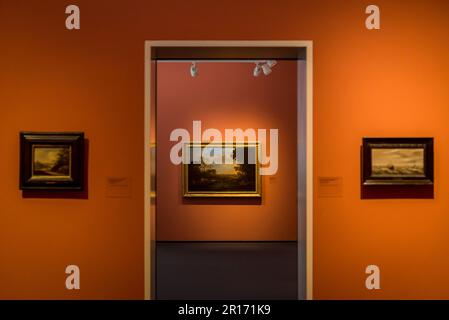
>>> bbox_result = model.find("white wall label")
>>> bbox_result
[365,5,380,30]
[65,5,80,30]
[365,265,380,290]
[65,265,80,290]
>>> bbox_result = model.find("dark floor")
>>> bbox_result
[156,242,297,300]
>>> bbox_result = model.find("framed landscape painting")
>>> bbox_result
[182,142,261,197]
[362,137,434,186]
[20,132,85,190]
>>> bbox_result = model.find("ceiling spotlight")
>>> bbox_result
[190,62,198,77]
[261,63,272,76]
[266,60,277,68]
[253,63,262,77]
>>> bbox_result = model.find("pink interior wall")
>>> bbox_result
[156,61,298,241]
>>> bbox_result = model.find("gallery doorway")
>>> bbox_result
[144,41,313,300]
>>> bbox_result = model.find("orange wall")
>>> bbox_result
[1,0,449,299]
[156,62,298,241]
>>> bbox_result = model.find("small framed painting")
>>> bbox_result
[20,132,85,190]
[182,142,261,197]
[362,137,434,186]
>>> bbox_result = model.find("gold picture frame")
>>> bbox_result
[182,142,261,197]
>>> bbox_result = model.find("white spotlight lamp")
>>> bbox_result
[190,62,198,77]
[261,64,272,76]
[266,60,277,68]
[253,63,262,77]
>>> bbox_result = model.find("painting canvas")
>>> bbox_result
[32,145,71,179]
[183,143,261,197]
[362,138,433,185]
[20,132,85,190]
[371,148,424,177]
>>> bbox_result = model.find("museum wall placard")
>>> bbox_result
[1,0,449,299]
[156,61,298,241]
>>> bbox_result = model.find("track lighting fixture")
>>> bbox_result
[190,62,198,77]
[184,60,277,77]
[254,60,277,77]
[253,63,262,77]
[266,60,277,68]
[261,64,272,76]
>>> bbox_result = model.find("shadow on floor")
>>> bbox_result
[156,242,298,300]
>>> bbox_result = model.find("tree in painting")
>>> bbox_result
[186,145,257,193]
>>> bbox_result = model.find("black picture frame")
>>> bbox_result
[20,132,85,190]
[362,137,434,186]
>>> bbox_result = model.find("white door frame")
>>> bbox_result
[144,40,313,300]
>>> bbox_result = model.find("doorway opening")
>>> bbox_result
[144,41,313,300]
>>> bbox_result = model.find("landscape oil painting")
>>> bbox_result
[371,148,424,177]
[20,132,85,190]
[362,138,433,186]
[183,143,261,197]
[32,145,71,179]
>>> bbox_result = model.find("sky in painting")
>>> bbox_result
[34,147,65,165]
[371,148,424,167]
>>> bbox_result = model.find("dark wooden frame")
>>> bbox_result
[362,137,434,186]
[20,132,85,190]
